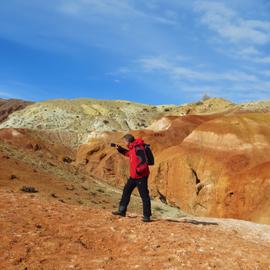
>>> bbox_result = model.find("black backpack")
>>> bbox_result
[144,144,155,166]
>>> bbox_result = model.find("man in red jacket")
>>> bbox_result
[112,134,152,222]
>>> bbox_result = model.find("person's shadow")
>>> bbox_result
[126,215,219,225]
[148,218,218,226]
[164,218,218,226]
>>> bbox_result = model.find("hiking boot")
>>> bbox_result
[112,210,126,217]
[142,216,151,222]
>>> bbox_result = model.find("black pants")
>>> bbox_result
[119,176,152,217]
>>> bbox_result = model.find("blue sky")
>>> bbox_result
[0,0,269,104]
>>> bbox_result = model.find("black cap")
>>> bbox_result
[123,134,135,143]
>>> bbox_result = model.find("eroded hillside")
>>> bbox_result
[1,97,270,225]
[0,98,234,146]
[77,111,270,225]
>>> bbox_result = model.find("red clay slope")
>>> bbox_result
[151,112,270,224]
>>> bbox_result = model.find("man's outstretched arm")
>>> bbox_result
[116,145,129,157]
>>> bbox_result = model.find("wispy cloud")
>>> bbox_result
[235,46,261,57]
[0,81,45,101]
[118,53,270,102]
[138,56,258,82]
[217,45,270,65]
[193,1,270,45]
[260,70,270,76]
[0,91,15,99]
[0,0,179,56]
[58,0,177,26]
[193,0,270,71]
[254,56,270,64]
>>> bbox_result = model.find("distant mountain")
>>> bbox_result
[0,98,33,123]
[0,97,235,146]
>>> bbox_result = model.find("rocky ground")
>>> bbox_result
[1,189,270,270]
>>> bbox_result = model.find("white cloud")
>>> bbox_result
[244,20,270,31]
[254,56,270,64]
[138,56,258,82]
[235,46,261,57]
[234,49,270,64]
[249,81,270,91]
[194,1,270,45]
[131,54,270,102]
[172,80,270,103]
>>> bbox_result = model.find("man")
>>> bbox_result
[112,134,152,222]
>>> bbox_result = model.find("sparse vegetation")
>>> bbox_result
[21,186,38,193]
[9,174,17,180]
[77,199,84,205]
[195,101,204,106]
[63,156,73,163]
[154,205,163,212]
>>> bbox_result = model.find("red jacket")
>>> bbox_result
[117,138,150,179]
